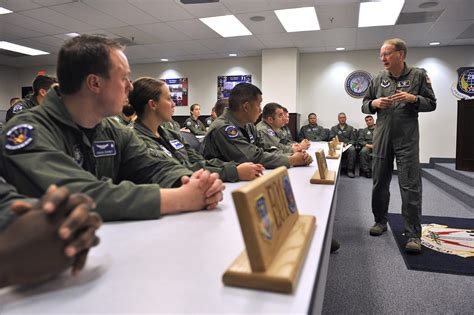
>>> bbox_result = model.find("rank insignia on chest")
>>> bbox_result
[381,79,391,88]
[367,131,371,135]
[266,128,275,137]
[169,139,184,150]
[397,80,410,88]
[158,146,173,157]
[92,140,116,157]
[5,124,34,150]
[225,125,239,138]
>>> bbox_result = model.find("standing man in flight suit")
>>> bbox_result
[330,113,357,178]
[362,38,436,253]
[201,83,312,169]
[0,35,224,222]
[299,113,328,142]
[5,75,57,122]
[358,115,375,178]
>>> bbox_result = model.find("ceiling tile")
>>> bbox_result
[438,0,474,22]
[321,28,356,46]
[136,23,190,41]
[0,21,46,39]
[20,7,97,32]
[299,47,328,53]
[51,2,127,28]
[288,31,325,48]
[316,3,358,30]
[392,23,433,42]
[169,40,214,55]
[449,38,474,45]
[257,33,293,48]
[146,42,189,57]
[267,0,316,10]
[1,12,67,34]
[166,19,220,39]
[356,26,393,46]
[236,10,286,35]
[83,0,158,25]
[107,26,160,44]
[176,0,231,18]
[32,0,76,5]
[11,38,57,53]
[424,20,472,41]
[128,0,194,22]
[200,36,265,53]
[0,0,41,11]
[220,0,271,14]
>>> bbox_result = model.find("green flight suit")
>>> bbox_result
[112,115,134,128]
[0,88,192,222]
[134,122,240,182]
[162,119,181,132]
[298,124,328,142]
[0,178,35,231]
[200,108,290,169]
[276,125,295,145]
[362,63,436,238]
[256,120,293,154]
[329,124,357,171]
[5,94,39,122]
[184,116,206,136]
[358,126,375,173]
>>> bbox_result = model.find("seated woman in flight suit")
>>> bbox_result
[129,77,264,183]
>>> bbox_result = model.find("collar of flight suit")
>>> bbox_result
[386,62,413,80]
[133,120,159,140]
[220,107,245,129]
[260,119,277,132]
[42,87,105,134]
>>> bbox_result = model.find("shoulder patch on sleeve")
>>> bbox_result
[5,124,34,150]
[186,120,192,127]
[12,103,25,114]
[224,125,239,138]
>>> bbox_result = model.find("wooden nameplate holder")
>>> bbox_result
[326,141,340,159]
[310,149,336,185]
[223,167,316,293]
[334,136,342,150]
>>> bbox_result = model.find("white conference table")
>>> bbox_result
[0,142,342,314]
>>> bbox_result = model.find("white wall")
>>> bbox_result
[299,46,474,162]
[0,65,20,110]
[16,57,262,117]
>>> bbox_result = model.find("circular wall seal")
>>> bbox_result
[345,70,372,98]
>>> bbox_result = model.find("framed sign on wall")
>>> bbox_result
[217,75,252,100]
[163,78,188,106]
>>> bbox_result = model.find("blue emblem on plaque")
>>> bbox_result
[282,175,297,214]
[345,70,372,98]
[256,196,272,241]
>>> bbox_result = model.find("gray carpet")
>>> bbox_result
[322,175,474,314]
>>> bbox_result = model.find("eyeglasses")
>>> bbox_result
[379,50,400,60]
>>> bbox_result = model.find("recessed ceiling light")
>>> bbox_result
[199,15,252,38]
[0,7,12,14]
[0,41,49,56]
[161,58,169,62]
[274,7,320,32]
[229,53,237,57]
[419,1,439,9]
[429,41,440,46]
[65,33,80,38]
[336,47,345,51]
[358,0,405,27]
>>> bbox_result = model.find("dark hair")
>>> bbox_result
[129,77,165,117]
[282,106,288,113]
[228,83,262,111]
[262,102,282,120]
[57,35,124,95]
[308,112,316,119]
[214,99,228,117]
[190,103,200,113]
[32,75,57,96]
[122,104,136,117]
[365,115,373,120]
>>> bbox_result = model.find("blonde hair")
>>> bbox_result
[383,38,407,58]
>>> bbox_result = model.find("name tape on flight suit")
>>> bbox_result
[92,140,116,157]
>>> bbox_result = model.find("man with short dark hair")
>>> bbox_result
[201,83,312,168]
[299,113,328,142]
[6,75,57,122]
[329,112,357,177]
[256,103,303,153]
[1,35,224,222]
[362,38,436,253]
[214,99,228,117]
[358,115,375,178]
[205,107,216,127]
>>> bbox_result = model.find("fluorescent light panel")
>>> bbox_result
[358,0,405,27]
[336,47,345,51]
[429,41,440,46]
[274,7,320,32]
[161,58,169,62]
[229,53,237,57]
[0,41,49,56]
[199,15,252,37]
[0,7,12,14]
